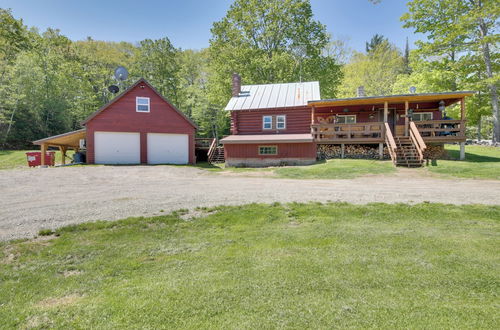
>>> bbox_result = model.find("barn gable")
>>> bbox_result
[82,78,197,129]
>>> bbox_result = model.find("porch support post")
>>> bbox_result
[40,143,47,166]
[460,142,465,160]
[404,101,409,136]
[460,98,465,121]
[59,146,67,165]
[311,106,315,124]
[379,143,384,160]
[383,101,388,123]
[341,144,345,159]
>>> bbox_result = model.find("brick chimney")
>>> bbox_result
[232,73,241,97]
[356,86,366,97]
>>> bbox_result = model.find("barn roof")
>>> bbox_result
[225,81,321,111]
[81,78,197,129]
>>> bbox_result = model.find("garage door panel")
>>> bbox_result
[94,132,140,164]
[147,133,188,164]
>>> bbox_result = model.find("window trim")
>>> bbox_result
[336,114,357,124]
[412,112,433,121]
[258,145,278,155]
[276,115,286,129]
[262,115,273,130]
[136,97,150,113]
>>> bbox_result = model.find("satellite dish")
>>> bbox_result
[108,85,120,94]
[114,66,129,81]
[409,86,417,94]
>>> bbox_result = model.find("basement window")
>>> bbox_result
[276,115,286,129]
[263,116,272,129]
[337,115,356,124]
[412,112,433,121]
[259,145,278,155]
[136,97,150,112]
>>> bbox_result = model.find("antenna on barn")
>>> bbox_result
[107,66,129,96]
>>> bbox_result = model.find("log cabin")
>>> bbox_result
[220,74,474,167]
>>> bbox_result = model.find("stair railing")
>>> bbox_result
[207,138,217,163]
[384,123,397,165]
[409,122,427,161]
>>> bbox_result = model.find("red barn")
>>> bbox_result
[34,78,197,165]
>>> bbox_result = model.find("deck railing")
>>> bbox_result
[311,122,384,143]
[409,122,426,161]
[384,123,397,164]
[414,120,466,140]
[195,138,213,149]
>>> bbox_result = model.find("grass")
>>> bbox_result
[0,149,74,170]
[1,202,498,328]
[275,159,395,179]
[427,145,500,180]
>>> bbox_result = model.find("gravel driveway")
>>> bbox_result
[1,165,499,241]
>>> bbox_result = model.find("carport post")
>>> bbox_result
[59,146,67,165]
[40,143,47,166]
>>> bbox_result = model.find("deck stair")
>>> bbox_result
[207,138,225,164]
[394,136,423,167]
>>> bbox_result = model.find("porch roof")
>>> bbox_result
[221,134,313,144]
[309,91,475,108]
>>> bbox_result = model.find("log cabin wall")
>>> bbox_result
[231,106,312,135]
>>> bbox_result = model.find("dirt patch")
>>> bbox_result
[36,293,83,308]
[25,315,54,329]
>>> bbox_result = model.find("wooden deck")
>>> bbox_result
[311,120,466,144]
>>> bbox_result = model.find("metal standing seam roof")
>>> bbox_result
[225,81,321,111]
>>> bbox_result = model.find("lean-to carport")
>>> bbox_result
[33,129,86,166]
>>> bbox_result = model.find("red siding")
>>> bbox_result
[224,143,316,159]
[86,82,195,164]
[233,106,312,135]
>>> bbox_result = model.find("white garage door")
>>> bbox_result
[94,132,141,164]
[147,133,189,164]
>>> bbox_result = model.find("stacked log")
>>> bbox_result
[318,144,390,160]
[423,144,447,159]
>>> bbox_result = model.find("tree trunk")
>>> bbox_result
[477,115,481,141]
[478,18,499,142]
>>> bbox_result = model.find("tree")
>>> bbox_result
[366,34,388,53]
[208,0,342,109]
[135,37,181,107]
[339,40,404,97]
[402,0,500,141]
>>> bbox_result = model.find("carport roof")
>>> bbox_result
[33,129,86,148]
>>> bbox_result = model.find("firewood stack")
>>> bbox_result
[318,144,390,160]
[423,144,446,159]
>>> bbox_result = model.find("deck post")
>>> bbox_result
[383,101,388,123]
[379,143,384,160]
[311,105,315,124]
[460,142,465,160]
[460,98,465,121]
[40,143,47,166]
[404,101,409,136]
[341,144,345,159]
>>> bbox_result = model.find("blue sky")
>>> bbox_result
[1,0,421,52]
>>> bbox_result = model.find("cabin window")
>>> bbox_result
[276,115,286,129]
[263,116,272,129]
[412,112,433,121]
[258,145,278,155]
[136,97,150,112]
[337,115,356,124]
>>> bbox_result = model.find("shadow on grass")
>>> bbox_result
[446,150,500,163]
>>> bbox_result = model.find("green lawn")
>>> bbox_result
[1,203,498,328]
[0,149,74,170]
[427,145,500,180]
[275,159,395,179]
